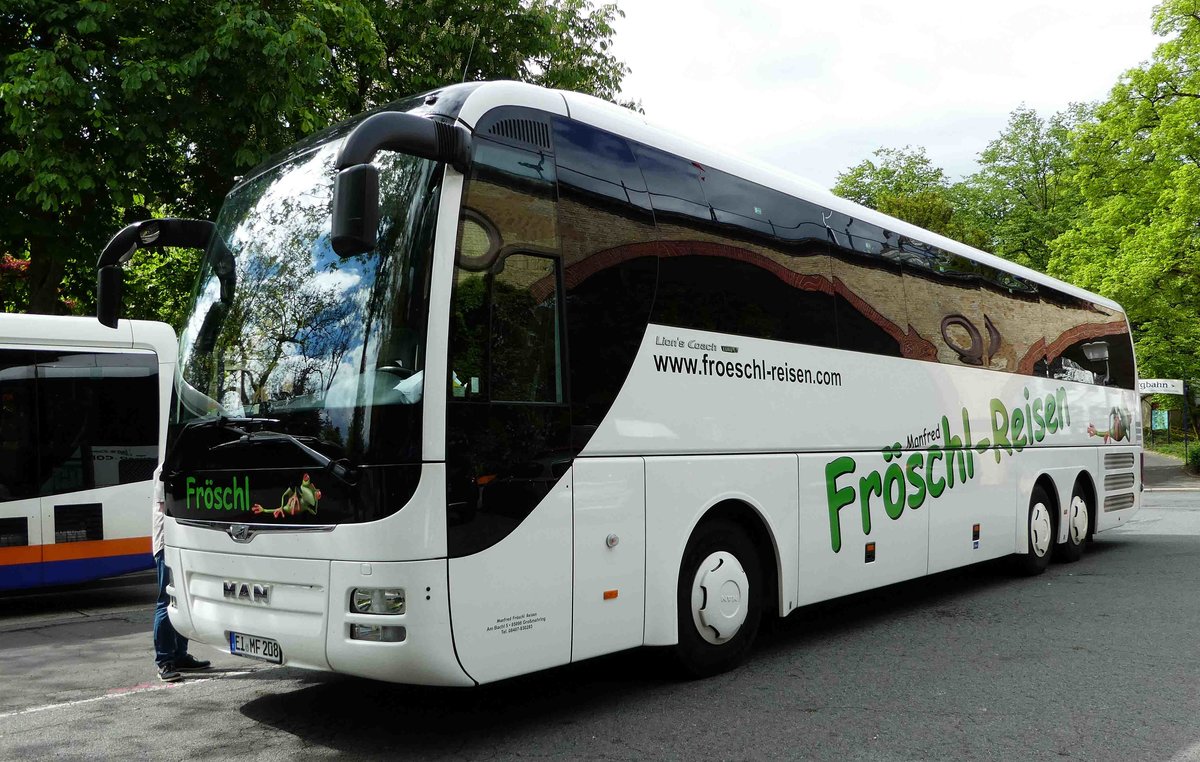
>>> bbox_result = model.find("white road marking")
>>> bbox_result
[0,668,267,721]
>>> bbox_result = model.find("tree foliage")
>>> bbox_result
[830,0,1200,403]
[0,0,628,318]
[832,146,948,208]
[957,104,1087,271]
[1047,0,1200,397]
[832,146,986,246]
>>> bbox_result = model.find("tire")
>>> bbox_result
[673,520,763,678]
[1054,481,1090,563]
[1013,484,1055,576]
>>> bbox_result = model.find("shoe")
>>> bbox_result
[175,654,212,672]
[158,662,182,682]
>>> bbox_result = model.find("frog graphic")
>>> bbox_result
[252,473,322,519]
[1087,407,1131,443]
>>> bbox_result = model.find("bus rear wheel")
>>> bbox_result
[1013,484,1054,576]
[673,520,762,678]
[1055,483,1090,563]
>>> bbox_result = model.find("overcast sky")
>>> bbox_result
[610,0,1164,189]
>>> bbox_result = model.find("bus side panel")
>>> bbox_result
[926,450,1017,575]
[40,482,154,585]
[0,498,44,590]
[642,454,797,647]
[571,457,646,662]
[797,453,930,608]
[447,472,573,684]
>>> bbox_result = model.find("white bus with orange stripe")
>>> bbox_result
[0,314,175,590]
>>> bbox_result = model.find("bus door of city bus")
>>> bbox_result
[0,350,44,589]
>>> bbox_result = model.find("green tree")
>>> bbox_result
[832,146,986,245]
[956,104,1087,272]
[1,0,628,319]
[832,146,948,209]
[1045,0,1200,436]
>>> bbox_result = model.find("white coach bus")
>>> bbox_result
[98,81,1141,684]
[0,314,175,590]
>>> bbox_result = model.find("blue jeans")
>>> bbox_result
[154,551,188,665]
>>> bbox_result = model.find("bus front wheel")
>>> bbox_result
[1013,484,1055,576]
[673,520,762,678]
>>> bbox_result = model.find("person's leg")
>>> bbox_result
[153,551,182,681]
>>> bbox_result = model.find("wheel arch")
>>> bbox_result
[689,499,783,620]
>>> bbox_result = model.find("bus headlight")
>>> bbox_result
[351,588,406,615]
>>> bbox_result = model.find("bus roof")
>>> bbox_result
[1,313,177,363]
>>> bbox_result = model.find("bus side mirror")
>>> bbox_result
[1081,341,1109,362]
[97,266,124,329]
[330,111,471,258]
[95,218,218,327]
[331,164,381,257]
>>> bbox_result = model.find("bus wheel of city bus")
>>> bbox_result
[674,520,763,678]
[1054,483,1090,563]
[1013,484,1055,576]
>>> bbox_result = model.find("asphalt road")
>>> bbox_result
[1,454,1198,761]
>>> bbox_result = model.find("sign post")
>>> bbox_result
[1185,381,1191,466]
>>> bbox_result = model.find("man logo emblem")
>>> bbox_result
[223,580,271,604]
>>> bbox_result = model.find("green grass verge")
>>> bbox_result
[1144,433,1200,472]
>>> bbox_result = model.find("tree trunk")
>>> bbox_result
[25,236,65,314]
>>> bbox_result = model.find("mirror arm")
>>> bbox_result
[334,112,472,173]
[95,218,218,328]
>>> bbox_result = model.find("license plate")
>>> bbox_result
[229,631,283,664]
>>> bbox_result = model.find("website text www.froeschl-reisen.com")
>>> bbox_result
[652,352,842,387]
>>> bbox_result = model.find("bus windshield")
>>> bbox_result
[173,140,441,475]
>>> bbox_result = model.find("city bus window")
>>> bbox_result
[0,350,38,502]
[36,352,158,496]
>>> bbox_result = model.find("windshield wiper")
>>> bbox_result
[208,424,358,488]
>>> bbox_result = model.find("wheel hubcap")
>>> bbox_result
[1030,502,1052,557]
[1070,495,1089,544]
[690,551,749,645]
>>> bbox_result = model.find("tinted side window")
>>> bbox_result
[0,350,39,502]
[900,244,988,367]
[553,118,659,432]
[704,169,775,238]
[826,211,906,357]
[450,136,561,400]
[447,119,570,558]
[553,119,652,211]
[631,143,710,222]
[651,253,839,346]
[491,254,563,403]
[1042,301,1136,389]
[37,352,159,496]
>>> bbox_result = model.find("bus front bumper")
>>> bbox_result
[164,546,473,686]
